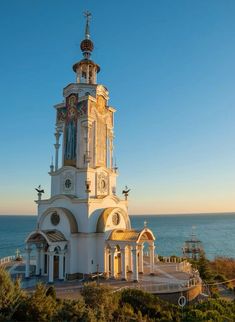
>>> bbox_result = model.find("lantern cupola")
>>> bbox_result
[73,11,100,84]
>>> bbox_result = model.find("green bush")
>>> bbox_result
[0,267,25,321]
[1,267,235,322]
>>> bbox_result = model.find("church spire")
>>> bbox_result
[84,11,91,40]
[73,11,100,84]
[80,11,94,59]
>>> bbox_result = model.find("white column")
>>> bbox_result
[91,66,96,84]
[104,248,107,276]
[40,248,45,275]
[149,244,155,274]
[86,65,89,84]
[110,248,115,278]
[25,248,31,278]
[109,133,113,170]
[138,244,144,273]
[59,252,64,280]
[54,130,61,171]
[64,252,67,278]
[77,65,82,83]
[35,247,41,275]
[94,66,97,84]
[121,247,127,280]
[128,246,133,272]
[132,246,138,282]
[48,252,54,283]
[105,248,110,278]
[82,120,92,166]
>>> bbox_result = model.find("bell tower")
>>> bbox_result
[50,12,117,200]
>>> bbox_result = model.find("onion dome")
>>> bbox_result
[80,38,94,53]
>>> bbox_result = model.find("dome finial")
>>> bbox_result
[80,11,94,59]
[84,11,92,40]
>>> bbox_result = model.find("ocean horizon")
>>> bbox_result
[0,212,234,260]
[1,211,235,216]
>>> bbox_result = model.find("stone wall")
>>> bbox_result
[155,284,202,304]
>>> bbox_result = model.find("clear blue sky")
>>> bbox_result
[0,0,234,215]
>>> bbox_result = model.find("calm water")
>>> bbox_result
[0,213,235,260]
[131,213,235,260]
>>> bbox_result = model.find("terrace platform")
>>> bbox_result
[2,255,202,304]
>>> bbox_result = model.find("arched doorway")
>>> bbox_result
[54,246,61,279]
[25,229,68,283]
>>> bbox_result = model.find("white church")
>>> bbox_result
[25,12,156,283]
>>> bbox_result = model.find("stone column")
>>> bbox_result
[109,132,113,170]
[25,248,31,278]
[64,252,68,278]
[121,247,127,280]
[128,246,133,272]
[104,248,107,276]
[59,252,64,280]
[105,248,110,278]
[138,244,144,274]
[35,246,41,276]
[77,65,82,83]
[149,245,155,275]
[92,66,96,84]
[110,248,115,278]
[40,248,45,275]
[86,65,89,84]
[48,251,54,283]
[82,120,92,167]
[132,246,138,282]
[54,130,61,171]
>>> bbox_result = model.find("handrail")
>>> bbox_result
[113,277,201,294]
[0,255,16,266]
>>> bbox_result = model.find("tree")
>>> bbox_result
[81,282,118,321]
[119,288,180,321]
[20,283,57,322]
[0,267,25,321]
[197,252,212,281]
[54,297,86,322]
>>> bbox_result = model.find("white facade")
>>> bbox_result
[25,13,155,283]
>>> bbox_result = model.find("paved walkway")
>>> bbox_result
[4,259,199,299]
[5,262,196,298]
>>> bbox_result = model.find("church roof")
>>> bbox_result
[26,229,67,244]
[44,230,67,242]
[108,228,156,243]
[108,229,142,242]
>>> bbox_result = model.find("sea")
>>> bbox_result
[0,213,234,260]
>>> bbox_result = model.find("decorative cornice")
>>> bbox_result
[54,102,65,109]
[63,83,98,98]
[96,85,109,100]
[50,165,115,177]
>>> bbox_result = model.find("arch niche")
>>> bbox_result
[96,207,131,233]
[39,207,78,234]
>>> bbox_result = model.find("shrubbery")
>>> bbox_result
[1,267,235,321]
